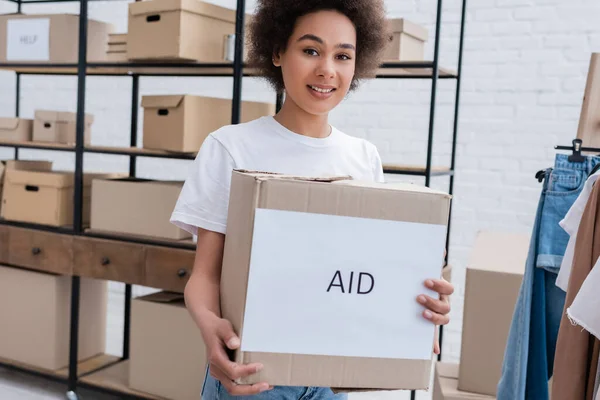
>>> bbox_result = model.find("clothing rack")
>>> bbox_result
[0,0,467,399]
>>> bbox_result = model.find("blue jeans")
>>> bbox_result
[202,368,348,400]
[497,154,600,400]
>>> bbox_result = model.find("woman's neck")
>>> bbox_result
[273,95,331,139]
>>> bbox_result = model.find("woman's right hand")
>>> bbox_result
[204,314,272,396]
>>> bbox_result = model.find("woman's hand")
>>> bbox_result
[417,250,454,355]
[202,313,272,396]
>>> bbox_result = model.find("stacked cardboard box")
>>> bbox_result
[433,231,529,399]
[0,117,34,141]
[107,33,128,62]
[384,18,429,61]
[33,110,94,145]
[0,14,112,63]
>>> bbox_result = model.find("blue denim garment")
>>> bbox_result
[202,368,348,400]
[497,154,600,400]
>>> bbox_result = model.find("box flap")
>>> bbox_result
[34,110,94,124]
[387,18,429,41]
[469,231,529,275]
[136,291,185,304]
[0,118,20,131]
[437,362,459,379]
[4,160,53,172]
[141,95,185,109]
[4,169,74,188]
[129,0,236,23]
[233,169,353,183]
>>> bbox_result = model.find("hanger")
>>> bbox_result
[535,139,600,182]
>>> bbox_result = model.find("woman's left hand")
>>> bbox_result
[417,250,454,355]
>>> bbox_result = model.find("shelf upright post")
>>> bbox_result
[439,0,467,365]
[424,0,444,190]
[17,0,21,13]
[14,72,20,160]
[67,0,89,397]
[231,0,246,125]
[122,74,140,361]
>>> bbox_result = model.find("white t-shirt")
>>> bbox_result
[170,116,385,235]
[556,170,600,291]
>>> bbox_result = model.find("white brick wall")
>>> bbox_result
[0,0,596,380]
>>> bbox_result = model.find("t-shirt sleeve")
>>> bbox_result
[170,135,235,235]
[370,145,385,183]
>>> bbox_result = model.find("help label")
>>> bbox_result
[7,19,50,61]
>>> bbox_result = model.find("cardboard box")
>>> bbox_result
[0,117,33,141]
[0,265,107,371]
[142,95,275,153]
[0,160,53,209]
[220,170,452,390]
[108,33,127,45]
[1,169,117,227]
[434,363,495,400]
[91,178,191,240]
[130,292,207,400]
[384,19,429,61]
[0,14,112,63]
[128,0,236,62]
[33,110,94,145]
[458,231,529,396]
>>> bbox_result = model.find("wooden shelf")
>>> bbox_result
[86,145,197,160]
[79,360,165,400]
[0,139,74,151]
[0,353,120,380]
[383,164,453,176]
[0,61,457,78]
[84,228,196,250]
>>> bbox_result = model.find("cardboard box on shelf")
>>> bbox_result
[107,43,127,53]
[0,160,53,209]
[0,264,107,371]
[108,33,127,45]
[0,14,113,63]
[458,231,529,396]
[0,117,33,141]
[142,95,275,153]
[130,292,207,400]
[220,170,452,390]
[384,19,429,61]
[106,51,128,62]
[1,169,118,227]
[90,178,191,240]
[433,363,496,400]
[33,110,94,145]
[127,0,237,62]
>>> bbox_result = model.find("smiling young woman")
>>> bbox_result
[169,1,455,399]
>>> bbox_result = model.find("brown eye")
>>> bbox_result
[304,49,319,56]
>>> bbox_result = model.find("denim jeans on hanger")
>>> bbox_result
[497,153,600,400]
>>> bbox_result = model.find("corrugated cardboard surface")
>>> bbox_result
[0,117,33,141]
[0,265,107,370]
[127,0,236,62]
[33,110,93,145]
[130,292,207,400]
[434,363,496,400]
[0,160,52,215]
[458,231,529,396]
[0,14,112,63]
[1,170,117,227]
[142,95,275,152]
[90,178,191,239]
[221,171,451,390]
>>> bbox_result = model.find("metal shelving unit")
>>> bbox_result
[0,0,467,398]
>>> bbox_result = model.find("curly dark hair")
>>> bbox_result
[246,0,389,93]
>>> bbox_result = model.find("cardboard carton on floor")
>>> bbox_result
[90,178,191,240]
[0,14,112,63]
[130,292,207,400]
[33,110,94,145]
[1,169,119,227]
[384,19,429,61]
[0,117,33,141]
[220,170,452,390]
[128,0,236,62]
[142,95,275,153]
[0,265,107,371]
[458,231,528,396]
[433,363,495,400]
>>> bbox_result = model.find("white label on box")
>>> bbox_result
[6,19,50,61]
[241,208,447,360]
